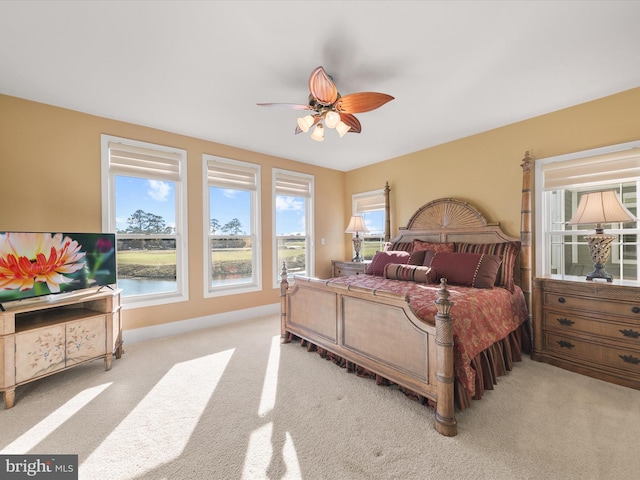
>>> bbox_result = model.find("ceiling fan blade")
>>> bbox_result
[339,113,362,134]
[308,66,338,105]
[335,92,394,114]
[256,103,312,110]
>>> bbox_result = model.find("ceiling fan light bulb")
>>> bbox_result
[324,110,341,128]
[297,115,314,133]
[336,121,351,138]
[310,124,324,141]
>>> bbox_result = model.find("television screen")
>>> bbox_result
[0,232,117,304]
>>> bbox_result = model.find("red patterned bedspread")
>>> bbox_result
[326,275,528,396]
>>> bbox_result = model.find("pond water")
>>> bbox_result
[118,278,176,296]
[118,275,254,297]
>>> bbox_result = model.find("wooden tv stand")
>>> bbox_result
[0,288,123,409]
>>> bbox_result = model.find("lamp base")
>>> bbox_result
[352,235,364,263]
[585,233,615,282]
[586,263,613,282]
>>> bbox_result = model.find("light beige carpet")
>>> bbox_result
[1,314,639,480]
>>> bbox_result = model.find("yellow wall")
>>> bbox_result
[345,87,640,257]
[0,94,345,330]
[3,87,640,331]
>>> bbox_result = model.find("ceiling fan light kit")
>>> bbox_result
[310,124,324,142]
[258,66,394,140]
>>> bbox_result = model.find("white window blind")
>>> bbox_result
[207,159,258,191]
[275,172,312,197]
[542,148,640,190]
[354,190,385,213]
[108,141,181,181]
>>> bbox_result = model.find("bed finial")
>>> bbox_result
[434,278,457,436]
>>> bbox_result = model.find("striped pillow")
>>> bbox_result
[384,263,436,284]
[385,241,413,252]
[454,242,520,292]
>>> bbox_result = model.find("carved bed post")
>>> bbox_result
[384,181,391,242]
[520,152,534,334]
[280,262,290,344]
[434,278,457,436]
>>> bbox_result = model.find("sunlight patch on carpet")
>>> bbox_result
[258,335,281,417]
[0,383,112,454]
[79,349,234,480]
[242,422,301,479]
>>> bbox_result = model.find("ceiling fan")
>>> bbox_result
[257,66,394,141]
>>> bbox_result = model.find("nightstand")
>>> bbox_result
[332,260,370,277]
[532,276,640,390]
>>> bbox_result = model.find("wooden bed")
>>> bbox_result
[279,153,534,436]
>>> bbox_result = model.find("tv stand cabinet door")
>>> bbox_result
[65,316,107,366]
[15,325,66,383]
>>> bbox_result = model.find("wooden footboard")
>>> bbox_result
[279,263,457,436]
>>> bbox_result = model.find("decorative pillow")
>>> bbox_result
[385,241,413,252]
[366,251,410,276]
[408,249,427,266]
[412,239,455,254]
[454,242,520,292]
[384,263,437,284]
[423,251,502,289]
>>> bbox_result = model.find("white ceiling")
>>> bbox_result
[1,1,640,171]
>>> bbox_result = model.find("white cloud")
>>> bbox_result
[276,196,303,212]
[222,189,237,198]
[147,180,171,201]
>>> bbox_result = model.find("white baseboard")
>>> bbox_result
[123,303,280,344]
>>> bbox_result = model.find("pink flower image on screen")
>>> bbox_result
[0,232,86,293]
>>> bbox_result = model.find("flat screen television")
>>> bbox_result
[0,231,117,306]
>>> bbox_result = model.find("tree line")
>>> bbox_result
[118,209,245,235]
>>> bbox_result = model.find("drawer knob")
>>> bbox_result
[558,340,575,349]
[632,306,640,314]
[620,328,640,339]
[619,354,640,365]
[557,317,575,326]
[557,297,566,304]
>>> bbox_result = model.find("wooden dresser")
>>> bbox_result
[532,276,640,390]
[331,260,370,277]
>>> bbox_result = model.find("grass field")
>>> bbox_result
[117,248,304,265]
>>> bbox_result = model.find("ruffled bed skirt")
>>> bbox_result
[285,321,531,411]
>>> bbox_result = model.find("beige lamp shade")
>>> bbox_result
[567,191,636,227]
[345,216,368,233]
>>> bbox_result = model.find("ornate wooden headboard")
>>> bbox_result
[382,152,534,315]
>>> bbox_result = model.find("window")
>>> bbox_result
[352,188,387,260]
[204,156,261,296]
[536,142,640,281]
[273,169,314,285]
[101,135,188,307]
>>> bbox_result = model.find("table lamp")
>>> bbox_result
[345,216,369,262]
[567,190,636,281]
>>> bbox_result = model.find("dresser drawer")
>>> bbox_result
[543,292,640,318]
[544,331,640,375]
[332,261,369,277]
[543,309,640,346]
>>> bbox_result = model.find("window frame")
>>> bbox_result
[351,188,387,260]
[101,134,189,308]
[203,155,262,298]
[535,140,640,280]
[272,169,314,287]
